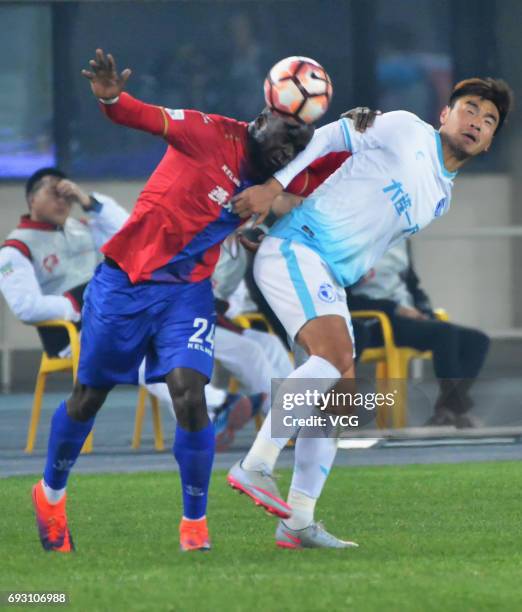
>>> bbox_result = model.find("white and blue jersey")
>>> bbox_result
[270,111,456,287]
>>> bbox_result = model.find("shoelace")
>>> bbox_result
[258,467,279,482]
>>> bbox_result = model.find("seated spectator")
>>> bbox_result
[347,241,489,427]
[0,167,128,355]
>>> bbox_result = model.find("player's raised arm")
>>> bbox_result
[82,48,171,136]
[82,48,217,153]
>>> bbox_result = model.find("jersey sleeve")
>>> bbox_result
[287,152,350,197]
[275,111,419,188]
[0,247,80,323]
[274,119,349,188]
[100,92,218,157]
[341,110,419,155]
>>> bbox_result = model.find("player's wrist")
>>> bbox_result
[266,177,284,193]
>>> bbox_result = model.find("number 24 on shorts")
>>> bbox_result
[188,318,215,353]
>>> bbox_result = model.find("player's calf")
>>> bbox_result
[168,367,215,542]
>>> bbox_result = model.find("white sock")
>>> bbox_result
[242,355,341,473]
[242,413,284,471]
[285,488,316,530]
[42,479,66,505]
[182,515,206,522]
[291,436,338,498]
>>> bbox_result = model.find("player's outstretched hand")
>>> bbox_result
[81,48,132,100]
[231,178,283,224]
[341,107,382,132]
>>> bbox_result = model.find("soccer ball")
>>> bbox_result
[264,56,333,124]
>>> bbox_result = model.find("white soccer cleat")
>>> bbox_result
[275,520,359,549]
[227,460,292,519]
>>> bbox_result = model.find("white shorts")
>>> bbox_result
[254,236,354,349]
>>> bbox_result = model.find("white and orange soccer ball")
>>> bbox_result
[264,56,333,124]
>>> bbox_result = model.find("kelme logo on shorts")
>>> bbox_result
[318,282,336,303]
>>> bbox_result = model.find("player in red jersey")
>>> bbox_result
[31,49,314,553]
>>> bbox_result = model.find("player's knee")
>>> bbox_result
[169,381,207,431]
[67,383,108,422]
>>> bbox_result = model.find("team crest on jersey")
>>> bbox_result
[43,253,59,273]
[434,198,447,217]
[318,282,336,303]
[165,108,184,120]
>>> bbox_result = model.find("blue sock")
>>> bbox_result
[173,422,215,520]
[43,401,94,490]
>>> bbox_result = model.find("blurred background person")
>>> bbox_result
[347,241,490,427]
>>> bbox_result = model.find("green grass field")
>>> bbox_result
[3,462,521,611]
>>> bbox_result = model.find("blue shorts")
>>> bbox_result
[78,263,216,388]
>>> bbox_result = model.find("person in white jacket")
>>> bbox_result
[0,167,128,355]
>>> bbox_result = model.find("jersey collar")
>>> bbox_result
[18,215,60,231]
[435,131,458,180]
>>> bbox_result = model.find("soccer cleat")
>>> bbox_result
[179,517,211,552]
[32,480,74,553]
[275,520,359,549]
[214,393,266,452]
[227,460,291,519]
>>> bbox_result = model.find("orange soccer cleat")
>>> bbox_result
[179,516,211,552]
[32,480,74,553]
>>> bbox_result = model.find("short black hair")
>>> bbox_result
[448,78,514,133]
[25,167,67,199]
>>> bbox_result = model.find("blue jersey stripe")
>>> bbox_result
[280,239,317,320]
[340,118,353,152]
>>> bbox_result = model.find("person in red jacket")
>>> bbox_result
[31,49,314,554]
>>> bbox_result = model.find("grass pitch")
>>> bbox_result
[2,462,521,611]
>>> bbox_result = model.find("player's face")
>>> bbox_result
[250,111,313,175]
[29,176,73,226]
[439,95,499,159]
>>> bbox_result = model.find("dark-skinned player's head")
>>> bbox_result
[439,78,514,162]
[247,108,314,180]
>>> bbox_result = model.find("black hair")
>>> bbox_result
[448,78,514,133]
[25,167,67,200]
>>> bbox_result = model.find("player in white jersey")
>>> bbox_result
[228,78,513,548]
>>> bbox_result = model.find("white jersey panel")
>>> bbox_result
[271,111,455,287]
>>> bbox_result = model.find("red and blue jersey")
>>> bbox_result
[101,93,254,284]
[100,93,348,285]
